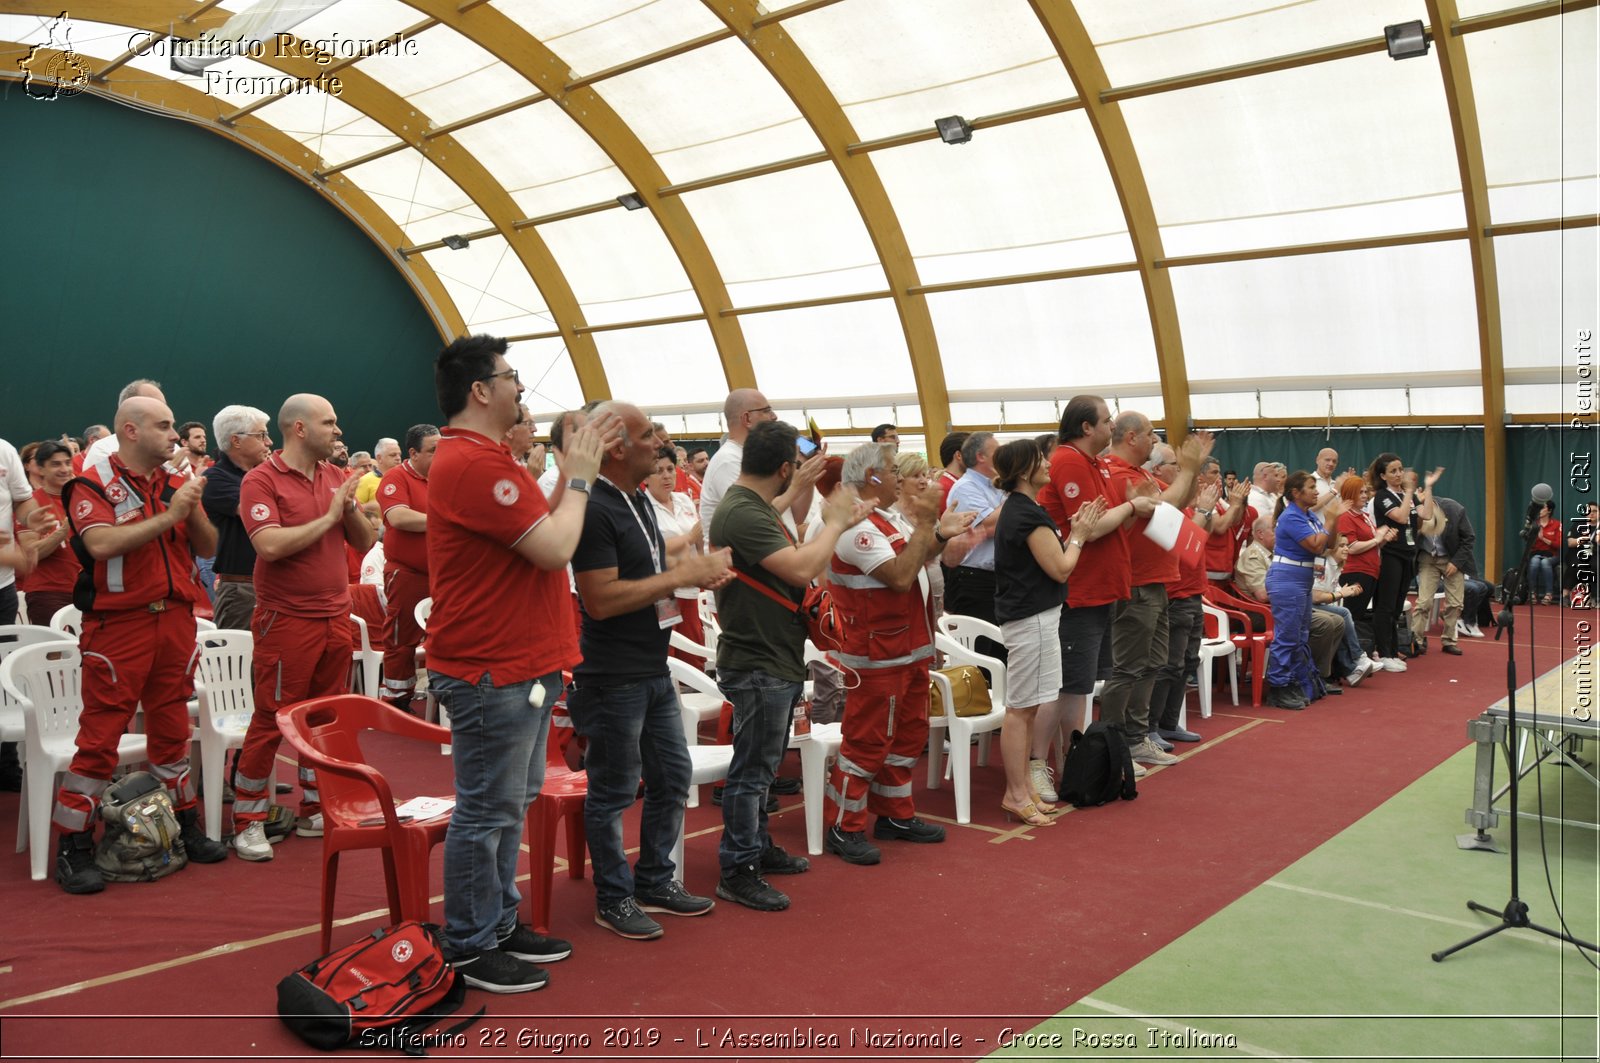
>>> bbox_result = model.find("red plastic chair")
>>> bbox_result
[525,687,588,935]
[1202,586,1270,707]
[277,695,453,952]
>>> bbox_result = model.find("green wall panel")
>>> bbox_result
[0,92,444,456]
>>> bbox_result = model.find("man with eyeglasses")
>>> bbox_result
[203,405,273,631]
[426,338,614,994]
[698,389,778,550]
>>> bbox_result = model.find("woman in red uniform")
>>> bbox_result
[17,441,79,624]
[1528,501,1561,605]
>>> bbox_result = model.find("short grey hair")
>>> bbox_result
[1144,443,1176,472]
[117,378,162,404]
[842,442,894,487]
[374,437,400,456]
[1111,410,1148,445]
[959,431,993,471]
[350,450,372,463]
[1253,514,1275,538]
[213,404,270,453]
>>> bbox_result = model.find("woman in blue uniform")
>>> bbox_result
[1264,472,1350,709]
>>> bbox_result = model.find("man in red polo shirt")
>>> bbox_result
[427,334,615,995]
[1094,411,1210,768]
[52,396,229,894]
[231,393,375,861]
[1034,396,1155,796]
[376,422,440,710]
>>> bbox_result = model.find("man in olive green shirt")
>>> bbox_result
[710,421,867,913]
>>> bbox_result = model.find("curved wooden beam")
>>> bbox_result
[8,0,611,399]
[1026,2,1191,441]
[1426,0,1507,573]
[702,0,952,438]
[400,0,756,393]
[0,39,466,342]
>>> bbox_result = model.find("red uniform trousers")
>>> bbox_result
[380,562,429,703]
[53,606,198,833]
[233,610,351,826]
[823,662,930,832]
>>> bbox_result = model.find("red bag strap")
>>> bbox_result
[732,568,802,614]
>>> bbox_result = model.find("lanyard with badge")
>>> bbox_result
[597,475,682,629]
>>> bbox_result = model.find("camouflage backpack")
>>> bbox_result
[95,771,189,882]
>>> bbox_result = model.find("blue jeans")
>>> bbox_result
[567,675,691,907]
[1316,603,1363,675]
[1529,554,1557,597]
[431,669,559,954]
[717,668,801,872]
[195,554,216,604]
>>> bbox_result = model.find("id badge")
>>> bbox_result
[655,598,683,629]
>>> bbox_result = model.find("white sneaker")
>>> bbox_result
[1379,657,1408,673]
[234,822,274,861]
[1131,760,1148,779]
[1461,623,1484,638]
[1028,759,1059,803]
[1345,664,1367,687]
[295,812,324,838]
[1130,737,1180,766]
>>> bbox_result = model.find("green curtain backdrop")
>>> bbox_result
[0,91,441,455]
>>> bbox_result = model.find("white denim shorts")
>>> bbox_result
[1001,605,1062,709]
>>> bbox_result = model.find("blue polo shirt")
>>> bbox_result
[1273,503,1324,562]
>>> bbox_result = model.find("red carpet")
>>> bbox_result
[0,606,1586,1059]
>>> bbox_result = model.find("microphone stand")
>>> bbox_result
[1431,516,1598,961]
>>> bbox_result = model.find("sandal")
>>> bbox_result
[1001,801,1056,826]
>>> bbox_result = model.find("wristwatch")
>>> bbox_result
[566,477,590,494]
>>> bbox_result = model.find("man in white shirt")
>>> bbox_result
[698,389,778,547]
[1246,462,1284,521]
[1312,449,1340,504]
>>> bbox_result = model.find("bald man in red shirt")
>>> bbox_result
[231,394,375,861]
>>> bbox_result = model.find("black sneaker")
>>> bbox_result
[716,864,790,911]
[824,826,881,865]
[634,880,715,917]
[769,776,802,795]
[56,830,105,895]
[448,947,547,994]
[497,922,573,963]
[176,809,229,864]
[759,844,809,875]
[595,897,664,940]
[872,816,946,844]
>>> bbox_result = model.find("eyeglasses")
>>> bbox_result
[479,368,521,386]
[746,405,774,418]
[241,431,271,441]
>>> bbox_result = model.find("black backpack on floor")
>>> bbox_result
[1059,723,1139,808]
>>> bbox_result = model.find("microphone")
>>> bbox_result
[1531,483,1553,504]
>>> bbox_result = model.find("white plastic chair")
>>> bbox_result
[195,617,217,633]
[2,642,149,880]
[0,626,76,848]
[193,630,256,842]
[794,719,844,856]
[929,615,1008,825]
[48,605,82,639]
[409,599,448,754]
[696,591,720,657]
[1200,603,1241,714]
[666,657,730,809]
[669,679,733,884]
[413,597,432,631]
[348,613,383,698]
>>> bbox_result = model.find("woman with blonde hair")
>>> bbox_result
[990,439,1104,824]
[893,451,946,614]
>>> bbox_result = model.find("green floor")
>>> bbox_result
[1000,741,1600,1062]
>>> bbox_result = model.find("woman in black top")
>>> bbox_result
[991,439,1104,825]
[1368,453,1442,669]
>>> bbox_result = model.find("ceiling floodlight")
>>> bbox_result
[1384,20,1430,60]
[935,115,973,145]
[441,234,470,250]
[617,193,645,210]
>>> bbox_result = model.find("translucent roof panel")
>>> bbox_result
[453,100,626,222]
[928,275,1160,394]
[420,239,554,337]
[1192,386,1483,421]
[738,303,916,402]
[1505,383,1565,416]
[594,37,823,186]
[357,24,535,128]
[1124,51,1464,255]
[1467,9,1599,225]
[680,163,886,305]
[591,322,728,408]
[1494,229,1600,371]
[1172,242,1480,382]
[257,89,400,171]
[341,148,488,243]
[1077,0,1426,88]
[871,112,1135,285]
[285,0,418,49]
[508,336,585,416]
[784,0,1078,142]
[537,209,700,326]
[491,0,725,81]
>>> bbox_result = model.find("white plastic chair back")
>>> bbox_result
[0,626,74,744]
[927,626,1008,825]
[414,597,432,631]
[49,605,82,639]
[349,613,382,697]
[194,630,255,840]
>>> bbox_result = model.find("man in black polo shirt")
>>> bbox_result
[569,401,734,941]
[202,404,273,630]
